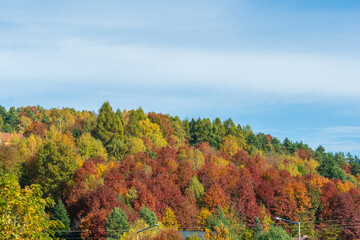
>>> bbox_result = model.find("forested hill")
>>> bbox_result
[1,102,360,239]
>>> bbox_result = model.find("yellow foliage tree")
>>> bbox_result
[50,108,75,133]
[260,205,274,232]
[120,219,163,240]
[309,174,329,189]
[285,181,311,214]
[220,135,240,156]
[216,157,229,168]
[139,118,167,148]
[204,223,231,240]
[18,116,32,134]
[336,180,355,192]
[162,207,180,230]
[126,137,146,154]
[27,134,43,156]
[198,208,212,230]
[0,174,62,239]
[76,133,107,160]
[189,148,205,170]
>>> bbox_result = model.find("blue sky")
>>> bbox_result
[1,0,360,155]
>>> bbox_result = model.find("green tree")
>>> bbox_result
[207,207,229,231]
[348,153,360,176]
[52,200,70,239]
[140,206,158,226]
[0,173,62,239]
[223,118,238,137]
[107,138,128,159]
[213,118,226,149]
[35,132,79,200]
[182,119,191,141]
[283,138,295,154]
[189,118,215,146]
[0,105,7,121]
[168,116,186,147]
[3,123,13,133]
[253,217,263,237]
[93,102,124,151]
[254,225,292,240]
[271,137,284,153]
[188,176,205,202]
[126,107,147,137]
[76,132,107,160]
[317,153,347,181]
[6,107,19,132]
[0,115,4,131]
[106,207,130,240]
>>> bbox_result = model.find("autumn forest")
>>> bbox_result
[1,102,360,240]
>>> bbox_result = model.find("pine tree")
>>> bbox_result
[52,200,70,239]
[140,206,158,226]
[93,102,124,147]
[106,207,130,240]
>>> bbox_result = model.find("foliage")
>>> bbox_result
[198,208,212,230]
[162,207,179,229]
[151,228,183,240]
[0,115,4,131]
[254,225,292,240]
[2,103,360,239]
[93,102,125,157]
[120,219,160,240]
[206,207,229,231]
[220,135,240,156]
[77,132,107,160]
[126,136,146,154]
[204,222,231,240]
[188,176,205,201]
[51,200,71,239]
[0,145,21,174]
[35,128,79,200]
[106,207,130,240]
[140,206,158,226]
[139,118,167,148]
[0,174,62,239]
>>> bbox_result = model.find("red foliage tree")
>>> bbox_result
[104,170,128,195]
[231,168,261,223]
[328,192,360,239]
[203,183,229,212]
[24,120,48,137]
[255,180,275,208]
[172,189,199,229]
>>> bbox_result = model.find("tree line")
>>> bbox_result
[1,102,360,239]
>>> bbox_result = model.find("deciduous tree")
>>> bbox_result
[0,174,62,239]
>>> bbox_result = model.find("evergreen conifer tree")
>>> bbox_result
[52,200,70,239]
[106,207,130,240]
[94,102,124,146]
[139,206,158,226]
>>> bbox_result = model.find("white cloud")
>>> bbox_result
[1,40,360,99]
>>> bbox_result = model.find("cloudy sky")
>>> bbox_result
[1,0,360,155]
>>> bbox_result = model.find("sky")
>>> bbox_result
[1,0,360,155]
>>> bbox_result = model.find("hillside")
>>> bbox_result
[1,102,360,240]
